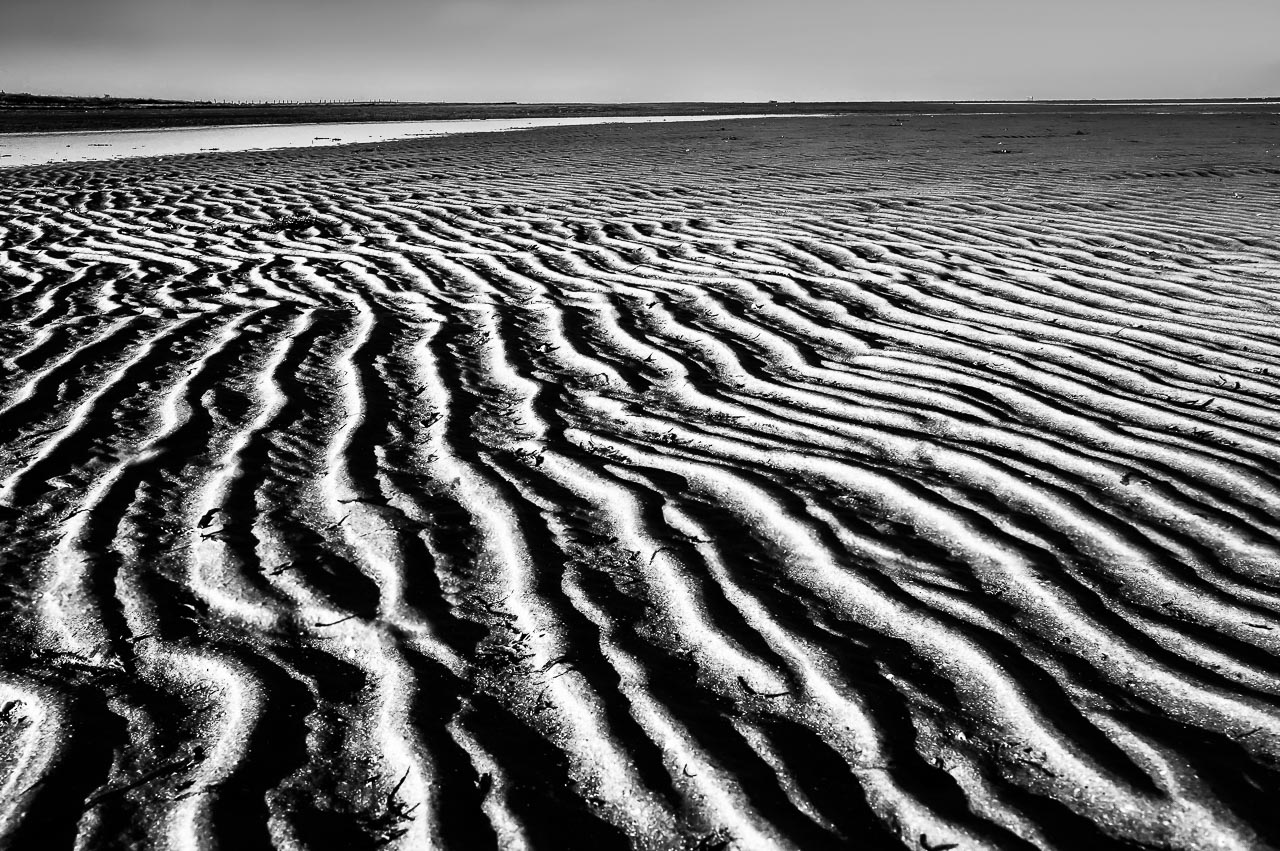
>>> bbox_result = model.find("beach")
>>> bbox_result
[1,111,1278,849]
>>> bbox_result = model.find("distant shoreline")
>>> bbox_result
[3,97,1278,134]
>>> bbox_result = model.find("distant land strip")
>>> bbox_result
[2,94,1278,134]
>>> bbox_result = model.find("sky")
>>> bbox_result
[3,0,1278,103]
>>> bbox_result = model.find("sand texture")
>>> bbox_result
[1,113,1279,850]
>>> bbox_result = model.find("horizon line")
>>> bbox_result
[5,91,1280,106]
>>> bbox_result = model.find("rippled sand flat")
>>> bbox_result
[1,113,1278,850]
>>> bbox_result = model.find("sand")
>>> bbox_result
[0,112,1278,850]
[0,113,821,169]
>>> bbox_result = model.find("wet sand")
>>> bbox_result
[0,113,821,169]
[0,113,1278,850]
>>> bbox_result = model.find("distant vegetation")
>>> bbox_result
[0,92,518,109]
[0,92,196,108]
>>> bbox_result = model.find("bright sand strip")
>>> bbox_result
[0,113,823,168]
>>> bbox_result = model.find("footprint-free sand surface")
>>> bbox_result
[0,113,815,169]
[1,113,1278,850]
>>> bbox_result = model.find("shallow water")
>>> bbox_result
[0,113,811,168]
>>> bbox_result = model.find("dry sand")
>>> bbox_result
[0,113,1279,850]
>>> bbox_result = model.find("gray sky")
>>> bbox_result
[4,0,1278,102]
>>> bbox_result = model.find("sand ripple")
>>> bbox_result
[1,114,1279,850]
